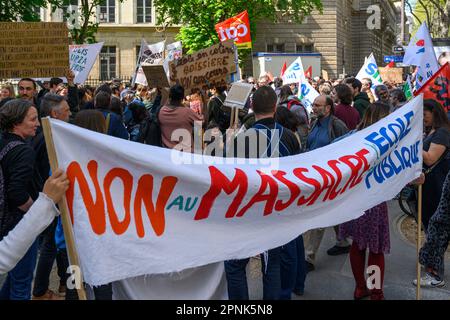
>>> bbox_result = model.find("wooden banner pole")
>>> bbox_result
[41,118,87,300]
[416,184,423,300]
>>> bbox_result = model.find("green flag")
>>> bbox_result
[403,75,413,101]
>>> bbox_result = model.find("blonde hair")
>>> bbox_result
[1,84,15,98]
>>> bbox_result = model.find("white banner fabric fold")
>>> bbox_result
[50,96,423,285]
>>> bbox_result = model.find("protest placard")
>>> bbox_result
[134,39,166,86]
[69,42,103,84]
[223,82,253,109]
[142,64,170,88]
[0,22,69,78]
[379,67,403,84]
[169,40,237,93]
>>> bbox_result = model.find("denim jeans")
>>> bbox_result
[32,219,66,297]
[294,235,306,294]
[279,235,306,299]
[224,247,281,300]
[0,240,38,300]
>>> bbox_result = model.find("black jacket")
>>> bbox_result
[0,132,39,236]
[31,126,49,190]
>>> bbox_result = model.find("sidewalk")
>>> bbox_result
[247,201,450,300]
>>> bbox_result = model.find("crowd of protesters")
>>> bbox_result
[0,65,448,301]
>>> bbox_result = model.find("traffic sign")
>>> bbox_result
[384,55,404,63]
[393,46,405,53]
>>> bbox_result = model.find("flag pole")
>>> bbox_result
[41,118,87,300]
[416,184,423,300]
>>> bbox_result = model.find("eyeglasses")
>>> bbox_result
[312,103,326,108]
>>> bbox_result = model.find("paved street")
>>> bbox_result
[247,201,450,300]
[2,201,449,300]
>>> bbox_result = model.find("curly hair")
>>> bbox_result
[0,99,34,132]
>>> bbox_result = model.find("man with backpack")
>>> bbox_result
[277,85,310,151]
[207,85,230,133]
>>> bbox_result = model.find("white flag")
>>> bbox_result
[298,80,319,112]
[163,41,183,77]
[69,42,104,84]
[403,22,439,89]
[282,57,305,85]
[356,53,383,86]
[133,39,166,86]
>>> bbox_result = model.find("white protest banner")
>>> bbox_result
[69,42,103,84]
[134,39,165,86]
[162,41,183,78]
[282,57,305,85]
[356,53,383,86]
[298,80,320,112]
[49,96,423,285]
[166,41,182,62]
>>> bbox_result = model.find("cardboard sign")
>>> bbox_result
[169,40,237,93]
[379,67,403,84]
[223,82,253,109]
[322,70,329,81]
[142,64,170,88]
[215,11,252,49]
[69,42,103,84]
[0,22,69,79]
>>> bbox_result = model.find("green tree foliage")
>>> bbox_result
[406,0,450,37]
[154,0,322,62]
[0,0,59,21]
[56,0,123,44]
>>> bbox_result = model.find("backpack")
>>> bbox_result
[286,98,309,123]
[214,96,232,131]
[137,105,163,147]
[0,140,25,238]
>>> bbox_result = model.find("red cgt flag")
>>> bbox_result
[415,62,450,113]
[280,61,287,77]
[215,11,252,49]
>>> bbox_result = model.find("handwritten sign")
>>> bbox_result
[169,40,237,92]
[0,22,69,79]
[379,67,403,84]
[69,42,103,84]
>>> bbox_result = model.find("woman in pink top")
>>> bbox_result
[158,85,203,152]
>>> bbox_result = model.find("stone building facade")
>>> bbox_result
[247,0,399,79]
[41,0,400,81]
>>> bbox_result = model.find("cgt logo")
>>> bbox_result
[217,24,249,42]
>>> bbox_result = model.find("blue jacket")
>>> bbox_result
[99,109,129,140]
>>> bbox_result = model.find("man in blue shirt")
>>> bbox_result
[304,95,349,271]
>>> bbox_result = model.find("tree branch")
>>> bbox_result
[406,0,422,25]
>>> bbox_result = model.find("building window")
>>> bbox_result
[100,46,116,80]
[99,0,115,23]
[296,43,314,53]
[267,43,284,53]
[137,0,152,23]
[62,0,78,22]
